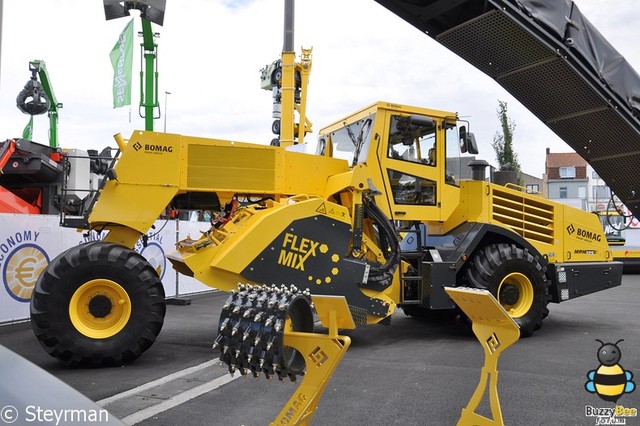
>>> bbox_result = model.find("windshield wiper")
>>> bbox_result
[345,118,372,166]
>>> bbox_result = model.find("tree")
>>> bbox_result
[492,100,521,178]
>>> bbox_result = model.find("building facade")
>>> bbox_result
[545,148,589,210]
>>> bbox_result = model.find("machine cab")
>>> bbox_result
[317,102,477,223]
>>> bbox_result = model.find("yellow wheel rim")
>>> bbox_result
[498,272,534,318]
[69,279,131,339]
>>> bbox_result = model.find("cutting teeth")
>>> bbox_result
[212,335,223,350]
[219,318,230,331]
[215,283,313,384]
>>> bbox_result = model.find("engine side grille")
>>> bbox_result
[491,187,554,245]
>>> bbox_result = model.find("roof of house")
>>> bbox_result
[546,152,587,168]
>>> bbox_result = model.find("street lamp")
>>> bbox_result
[163,91,171,132]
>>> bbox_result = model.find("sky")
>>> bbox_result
[1,0,639,178]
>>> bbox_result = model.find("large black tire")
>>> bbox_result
[30,242,166,367]
[465,243,550,337]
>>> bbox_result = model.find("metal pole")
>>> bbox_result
[140,18,156,131]
[163,91,171,132]
[283,0,294,52]
[280,0,296,145]
[166,216,191,305]
[175,217,179,296]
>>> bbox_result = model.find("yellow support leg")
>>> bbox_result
[271,295,355,426]
[444,287,521,426]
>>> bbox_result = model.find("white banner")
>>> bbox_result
[0,213,215,324]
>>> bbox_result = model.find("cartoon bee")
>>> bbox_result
[585,339,636,402]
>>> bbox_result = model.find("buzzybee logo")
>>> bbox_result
[584,339,637,425]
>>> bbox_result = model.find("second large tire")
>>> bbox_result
[465,243,550,337]
[30,242,166,367]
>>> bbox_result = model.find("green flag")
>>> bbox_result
[22,115,33,139]
[110,19,134,109]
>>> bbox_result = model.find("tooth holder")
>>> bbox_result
[215,284,355,425]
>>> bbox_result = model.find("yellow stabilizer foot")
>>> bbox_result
[444,287,521,426]
[271,295,355,426]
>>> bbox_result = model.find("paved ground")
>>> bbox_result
[1,276,640,426]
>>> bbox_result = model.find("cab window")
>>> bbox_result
[387,170,436,205]
[320,115,375,166]
[388,115,436,166]
[445,122,461,186]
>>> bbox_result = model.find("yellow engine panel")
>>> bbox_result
[91,131,349,246]
[439,180,611,263]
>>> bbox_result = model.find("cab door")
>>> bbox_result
[380,112,445,222]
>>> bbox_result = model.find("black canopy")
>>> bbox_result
[375,0,640,216]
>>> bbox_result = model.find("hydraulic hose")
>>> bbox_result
[363,195,400,289]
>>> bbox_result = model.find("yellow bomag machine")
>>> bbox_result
[26,0,640,422]
[30,96,621,367]
[29,0,627,375]
[29,0,628,408]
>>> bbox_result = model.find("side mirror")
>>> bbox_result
[459,126,479,155]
